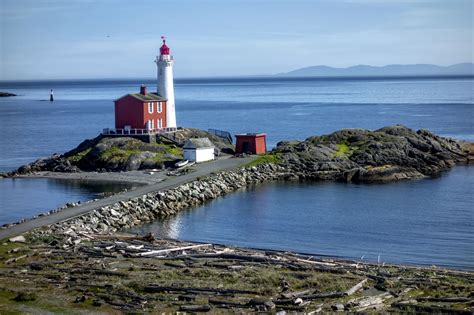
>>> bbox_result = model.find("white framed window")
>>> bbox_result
[148,102,154,114]
[157,102,162,113]
[150,119,154,130]
[157,118,162,129]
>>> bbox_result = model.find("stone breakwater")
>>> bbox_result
[1,201,87,230]
[26,125,474,241]
[36,164,286,241]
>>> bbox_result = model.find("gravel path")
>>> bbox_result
[0,156,255,240]
[15,169,168,184]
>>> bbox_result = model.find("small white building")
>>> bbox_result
[183,138,215,163]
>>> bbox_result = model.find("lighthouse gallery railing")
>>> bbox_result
[102,127,177,136]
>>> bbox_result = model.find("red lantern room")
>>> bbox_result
[160,38,170,55]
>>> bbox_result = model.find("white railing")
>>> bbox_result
[102,127,177,136]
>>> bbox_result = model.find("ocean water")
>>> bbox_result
[131,166,474,270]
[1,76,473,171]
[0,76,473,268]
[0,178,137,225]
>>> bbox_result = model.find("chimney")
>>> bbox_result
[140,84,147,95]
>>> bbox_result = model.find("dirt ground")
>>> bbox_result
[1,233,473,314]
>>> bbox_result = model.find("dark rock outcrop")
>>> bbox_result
[4,126,472,183]
[273,125,473,182]
[6,128,231,175]
[8,136,179,174]
[170,128,235,154]
[25,126,473,237]
[0,92,16,97]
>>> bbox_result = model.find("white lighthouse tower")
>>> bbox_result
[155,37,177,128]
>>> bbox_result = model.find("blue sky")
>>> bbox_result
[1,0,472,80]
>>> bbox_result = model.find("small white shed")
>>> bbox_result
[183,138,215,163]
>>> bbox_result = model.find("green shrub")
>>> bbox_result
[246,153,281,167]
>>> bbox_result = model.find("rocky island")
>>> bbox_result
[0,92,17,97]
[5,128,234,175]
[6,125,473,182]
[272,125,473,182]
[1,125,473,313]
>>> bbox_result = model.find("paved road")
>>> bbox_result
[0,156,255,240]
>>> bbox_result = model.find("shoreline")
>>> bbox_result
[1,127,473,312]
[0,156,257,240]
[161,236,474,273]
[2,164,472,271]
[12,170,165,185]
[1,128,472,259]
[1,164,472,272]
[1,232,472,313]
[20,162,473,271]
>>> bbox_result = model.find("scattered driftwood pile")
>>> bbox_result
[1,233,473,313]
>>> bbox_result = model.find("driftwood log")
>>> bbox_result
[137,244,212,257]
[144,285,258,295]
[179,304,211,312]
[392,302,473,314]
[344,278,368,296]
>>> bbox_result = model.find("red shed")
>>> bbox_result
[114,85,167,132]
[235,133,267,155]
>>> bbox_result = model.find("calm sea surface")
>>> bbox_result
[0,76,473,268]
[0,178,137,225]
[131,166,474,270]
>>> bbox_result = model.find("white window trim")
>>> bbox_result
[157,102,162,113]
[148,102,154,114]
[150,119,154,130]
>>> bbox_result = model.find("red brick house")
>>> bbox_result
[235,133,267,155]
[114,85,167,132]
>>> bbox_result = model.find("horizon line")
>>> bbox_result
[1,74,474,84]
[2,62,472,82]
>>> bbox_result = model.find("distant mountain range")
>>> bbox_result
[278,63,474,77]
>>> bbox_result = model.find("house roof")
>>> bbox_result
[114,92,167,102]
[183,138,215,149]
[235,133,266,137]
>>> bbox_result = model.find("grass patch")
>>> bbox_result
[67,148,91,163]
[167,147,182,156]
[153,143,182,156]
[0,242,27,268]
[334,143,359,158]
[100,147,141,161]
[246,153,281,167]
[335,143,350,156]
[100,143,183,164]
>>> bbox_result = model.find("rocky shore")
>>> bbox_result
[5,125,473,182]
[1,233,473,313]
[37,163,284,238]
[1,125,473,313]
[2,128,233,176]
[3,125,473,241]
[273,125,474,182]
[24,125,474,258]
